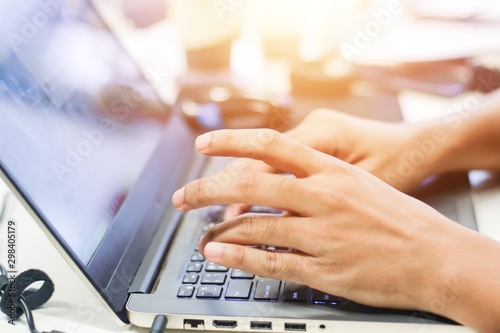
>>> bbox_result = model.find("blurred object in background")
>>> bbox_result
[290,55,356,96]
[122,0,166,28]
[352,55,500,96]
[98,83,170,123]
[246,0,362,61]
[409,0,500,22]
[355,59,473,96]
[167,0,245,70]
[470,55,500,93]
[176,85,292,132]
[248,0,305,60]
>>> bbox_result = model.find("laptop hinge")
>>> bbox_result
[127,151,207,294]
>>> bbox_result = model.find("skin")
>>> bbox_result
[172,89,500,332]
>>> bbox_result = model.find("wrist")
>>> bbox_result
[419,226,500,331]
[407,120,463,177]
[405,122,455,181]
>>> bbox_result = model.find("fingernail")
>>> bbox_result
[195,133,211,151]
[172,187,185,210]
[204,242,224,259]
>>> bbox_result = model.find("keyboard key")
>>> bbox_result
[206,263,229,272]
[178,285,195,298]
[197,285,223,298]
[283,282,308,302]
[226,280,253,299]
[201,273,226,285]
[183,273,199,284]
[311,289,341,304]
[206,206,225,222]
[191,252,205,262]
[254,279,281,300]
[187,263,203,272]
[231,269,255,279]
[201,222,217,233]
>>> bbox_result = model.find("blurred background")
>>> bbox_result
[94,0,500,129]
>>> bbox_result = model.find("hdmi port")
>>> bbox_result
[213,320,238,329]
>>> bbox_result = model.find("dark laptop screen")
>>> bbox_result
[0,1,169,266]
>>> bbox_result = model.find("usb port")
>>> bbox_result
[213,320,238,329]
[285,323,306,331]
[184,319,205,330]
[250,321,272,330]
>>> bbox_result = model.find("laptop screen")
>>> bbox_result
[0,1,170,266]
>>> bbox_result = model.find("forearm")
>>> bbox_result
[430,230,500,333]
[421,90,500,175]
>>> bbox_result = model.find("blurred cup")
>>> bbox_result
[167,0,245,69]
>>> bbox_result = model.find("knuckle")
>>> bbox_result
[224,129,235,148]
[234,172,258,196]
[262,251,284,277]
[308,108,333,122]
[260,218,283,242]
[190,179,207,206]
[309,108,329,118]
[202,225,218,245]
[252,128,282,150]
[277,176,295,194]
[261,252,301,281]
[256,129,281,149]
[312,253,342,276]
[234,246,247,267]
[234,214,256,239]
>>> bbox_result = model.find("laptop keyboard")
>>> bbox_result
[177,206,341,305]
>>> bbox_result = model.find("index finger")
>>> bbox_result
[195,129,328,178]
[224,157,277,219]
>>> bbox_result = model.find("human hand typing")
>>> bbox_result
[172,129,492,318]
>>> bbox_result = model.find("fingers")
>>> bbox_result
[198,214,320,256]
[202,241,313,283]
[224,204,250,220]
[223,158,277,219]
[227,157,277,175]
[173,172,305,213]
[194,129,327,178]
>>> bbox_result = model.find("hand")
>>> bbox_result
[171,129,484,316]
[224,109,443,218]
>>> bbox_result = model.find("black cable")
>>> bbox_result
[0,263,63,333]
[1,262,166,333]
[149,314,168,333]
[18,296,40,333]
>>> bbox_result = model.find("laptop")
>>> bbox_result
[0,1,477,331]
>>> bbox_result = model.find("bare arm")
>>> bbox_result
[422,89,500,175]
